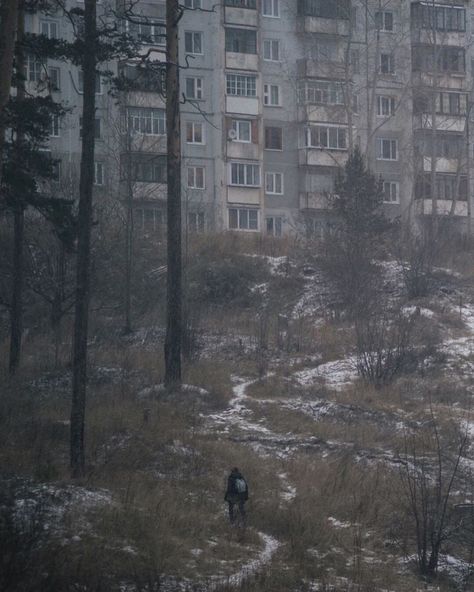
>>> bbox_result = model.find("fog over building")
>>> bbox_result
[30,0,474,237]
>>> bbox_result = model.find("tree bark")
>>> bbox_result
[164,0,182,387]
[0,0,19,190]
[70,0,97,479]
[8,6,25,376]
[9,207,24,375]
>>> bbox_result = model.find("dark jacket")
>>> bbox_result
[224,470,249,502]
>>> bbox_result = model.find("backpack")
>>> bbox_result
[235,477,247,494]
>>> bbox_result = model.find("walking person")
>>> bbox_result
[224,467,248,526]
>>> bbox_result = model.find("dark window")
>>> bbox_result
[264,126,283,150]
[225,28,257,53]
[225,0,256,7]
[297,0,351,19]
[411,3,465,32]
[415,174,467,201]
[412,45,465,74]
[124,153,167,183]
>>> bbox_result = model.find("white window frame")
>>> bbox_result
[185,31,203,55]
[266,216,283,237]
[27,55,42,82]
[40,19,59,39]
[382,181,399,203]
[128,108,166,135]
[184,0,202,7]
[226,73,257,97]
[188,211,205,233]
[305,125,348,151]
[376,95,396,117]
[94,162,104,186]
[377,138,398,161]
[231,119,251,143]
[263,39,280,62]
[262,0,279,17]
[185,77,203,100]
[380,52,395,75]
[375,10,394,32]
[263,83,281,106]
[50,114,60,137]
[265,172,283,195]
[47,66,60,91]
[228,207,259,231]
[229,162,260,187]
[187,166,205,189]
[186,121,205,144]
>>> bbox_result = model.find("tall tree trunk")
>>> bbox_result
[124,127,133,333]
[0,0,19,190]
[70,0,97,478]
[8,6,25,376]
[164,0,182,387]
[9,207,24,374]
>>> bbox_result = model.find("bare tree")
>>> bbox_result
[164,0,182,386]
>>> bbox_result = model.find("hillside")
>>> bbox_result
[2,236,474,592]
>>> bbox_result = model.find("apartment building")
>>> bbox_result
[29,0,474,237]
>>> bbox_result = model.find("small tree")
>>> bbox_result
[324,147,391,317]
[400,414,468,578]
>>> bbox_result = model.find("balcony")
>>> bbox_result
[224,6,258,27]
[130,182,167,202]
[226,95,260,115]
[415,198,468,217]
[227,186,261,205]
[299,148,348,167]
[297,15,350,36]
[298,104,350,124]
[299,191,331,210]
[227,140,260,160]
[413,113,466,133]
[422,156,463,174]
[226,51,259,71]
[297,58,347,82]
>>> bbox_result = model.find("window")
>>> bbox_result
[78,71,102,94]
[298,80,345,105]
[377,95,396,117]
[184,0,202,7]
[94,162,104,186]
[263,39,280,61]
[231,119,251,142]
[188,212,205,233]
[225,28,257,54]
[185,31,203,54]
[416,173,467,201]
[376,138,398,160]
[382,181,399,203]
[130,154,167,183]
[265,172,283,195]
[40,20,58,39]
[27,55,42,82]
[226,74,257,97]
[50,114,60,137]
[375,11,393,31]
[137,21,166,45]
[186,121,204,144]
[120,64,165,94]
[263,83,281,106]
[135,208,164,233]
[128,108,166,135]
[306,126,347,150]
[350,49,360,74]
[263,0,279,17]
[229,208,259,231]
[185,77,203,100]
[266,216,283,237]
[310,39,339,62]
[411,3,465,32]
[264,126,283,150]
[416,133,463,159]
[380,53,395,74]
[79,117,101,139]
[412,45,465,74]
[187,166,205,189]
[48,67,60,91]
[225,0,256,7]
[297,0,351,19]
[230,162,260,186]
[414,92,468,116]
